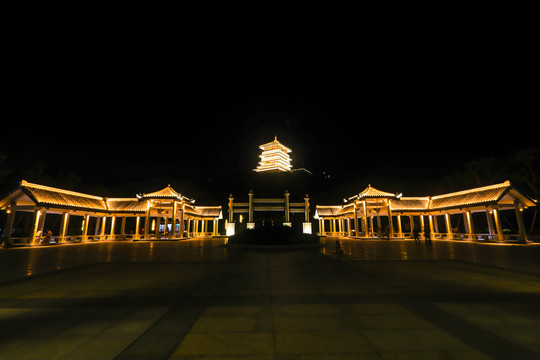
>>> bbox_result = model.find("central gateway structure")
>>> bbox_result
[227,137,312,235]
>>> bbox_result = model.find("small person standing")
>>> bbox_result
[413,227,420,244]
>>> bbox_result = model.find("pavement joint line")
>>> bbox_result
[113,254,238,360]
[402,301,540,360]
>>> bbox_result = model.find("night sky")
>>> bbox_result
[1,8,538,204]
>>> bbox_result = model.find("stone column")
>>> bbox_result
[110,216,116,239]
[228,195,234,223]
[514,200,528,243]
[387,201,394,238]
[59,212,70,243]
[144,202,151,239]
[120,216,126,235]
[445,213,452,239]
[353,202,359,237]
[4,207,16,243]
[304,194,310,222]
[493,208,505,241]
[362,201,369,238]
[465,211,474,240]
[171,201,178,237]
[396,215,403,237]
[101,216,107,240]
[135,216,141,239]
[179,205,184,238]
[284,190,290,224]
[486,209,494,237]
[30,209,43,245]
[82,215,90,241]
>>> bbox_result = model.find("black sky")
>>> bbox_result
[1,7,539,202]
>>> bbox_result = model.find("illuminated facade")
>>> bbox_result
[0,181,222,245]
[315,181,536,243]
[254,136,293,172]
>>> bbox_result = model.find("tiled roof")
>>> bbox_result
[390,197,429,211]
[20,180,108,211]
[315,205,353,217]
[316,181,529,217]
[259,136,292,153]
[139,185,181,199]
[196,207,222,217]
[429,181,511,210]
[359,185,398,199]
[106,199,147,213]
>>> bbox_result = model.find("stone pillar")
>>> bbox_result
[82,215,90,241]
[514,200,528,243]
[465,211,474,240]
[420,215,425,235]
[135,216,141,239]
[284,190,290,225]
[144,202,151,239]
[171,201,178,237]
[353,202,359,237]
[428,215,434,238]
[433,215,439,234]
[110,216,116,238]
[101,216,107,240]
[213,219,218,236]
[30,209,43,245]
[155,217,160,237]
[362,201,369,238]
[409,216,414,237]
[387,201,394,238]
[95,216,101,238]
[228,194,234,223]
[445,213,452,239]
[248,190,254,226]
[304,194,310,223]
[179,205,184,238]
[493,208,505,241]
[4,207,16,243]
[486,209,494,236]
[397,215,403,237]
[59,212,69,243]
[120,216,126,235]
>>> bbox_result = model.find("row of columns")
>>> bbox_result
[3,208,219,245]
[318,201,528,243]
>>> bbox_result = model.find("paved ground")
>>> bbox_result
[0,238,540,359]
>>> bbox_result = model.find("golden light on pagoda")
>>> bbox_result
[253,136,293,172]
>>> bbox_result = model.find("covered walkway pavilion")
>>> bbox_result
[316,181,536,243]
[0,180,222,246]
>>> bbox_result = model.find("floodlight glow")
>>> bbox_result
[254,136,293,172]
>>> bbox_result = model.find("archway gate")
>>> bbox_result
[227,190,311,235]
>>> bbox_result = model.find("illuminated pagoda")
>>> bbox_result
[253,136,293,173]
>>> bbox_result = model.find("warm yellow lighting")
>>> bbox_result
[151,219,156,231]
[254,136,293,172]
[239,214,244,223]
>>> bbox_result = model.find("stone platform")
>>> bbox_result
[0,238,539,359]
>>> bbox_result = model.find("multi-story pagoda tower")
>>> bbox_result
[253,136,293,172]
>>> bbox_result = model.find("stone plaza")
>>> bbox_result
[1,238,540,359]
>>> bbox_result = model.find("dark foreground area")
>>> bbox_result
[0,238,539,359]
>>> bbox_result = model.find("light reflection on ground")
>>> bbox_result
[320,237,540,274]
